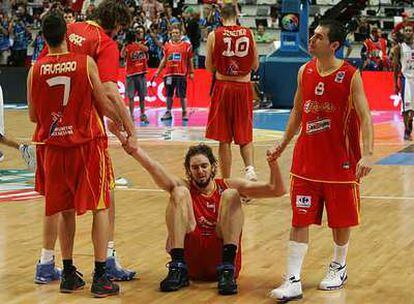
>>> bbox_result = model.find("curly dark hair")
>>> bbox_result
[184,143,217,180]
[92,0,132,31]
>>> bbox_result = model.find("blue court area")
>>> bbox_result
[377,144,414,166]
[253,109,290,132]
[377,153,414,166]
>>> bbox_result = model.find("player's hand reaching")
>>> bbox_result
[108,120,137,154]
[266,149,278,166]
[108,120,127,144]
[267,141,286,162]
[356,155,373,179]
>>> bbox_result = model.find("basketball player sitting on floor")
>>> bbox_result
[108,121,285,295]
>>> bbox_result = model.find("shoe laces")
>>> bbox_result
[64,266,83,279]
[325,263,341,280]
[281,274,298,287]
[164,262,185,282]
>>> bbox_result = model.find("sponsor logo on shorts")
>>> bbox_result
[296,195,311,208]
[306,118,331,134]
[342,162,350,169]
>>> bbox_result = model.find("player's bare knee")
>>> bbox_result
[221,189,242,208]
[60,209,75,218]
[170,186,191,208]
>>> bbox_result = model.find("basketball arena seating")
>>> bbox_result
[186,0,414,58]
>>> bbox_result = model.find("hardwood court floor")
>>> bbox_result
[1,110,414,304]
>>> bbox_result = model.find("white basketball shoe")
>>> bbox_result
[319,262,347,290]
[269,275,303,302]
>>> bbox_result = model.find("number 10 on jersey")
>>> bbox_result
[222,37,250,58]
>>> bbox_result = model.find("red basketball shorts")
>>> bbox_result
[41,139,112,216]
[205,80,253,145]
[290,176,360,228]
[184,229,242,281]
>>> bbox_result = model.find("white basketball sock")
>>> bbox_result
[286,241,308,279]
[107,241,115,258]
[40,248,54,264]
[333,242,349,266]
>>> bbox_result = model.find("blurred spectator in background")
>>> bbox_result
[146,23,164,68]
[9,9,32,66]
[85,3,95,19]
[0,13,10,65]
[392,12,414,43]
[142,0,164,21]
[30,29,44,63]
[165,5,180,25]
[183,6,201,68]
[335,33,353,59]
[356,17,370,40]
[155,25,193,121]
[361,26,390,71]
[201,3,220,36]
[15,5,33,25]
[63,8,75,24]
[255,24,272,43]
[122,26,149,122]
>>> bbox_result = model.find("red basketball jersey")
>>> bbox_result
[364,38,387,62]
[163,41,192,77]
[190,178,228,236]
[31,53,105,146]
[291,59,361,183]
[39,21,119,83]
[125,42,148,76]
[66,21,119,82]
[213,25,255,76]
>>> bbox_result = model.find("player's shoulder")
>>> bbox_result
[300,58,315,73]
[341,59,357,74]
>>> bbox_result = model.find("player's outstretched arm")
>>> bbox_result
[268,64,305,161]
[26,67,37,123]
[102,80,136,143]
[87,56,123,126]
[108,121,185,193]
[225,151,286,199]
[352,71,374,179]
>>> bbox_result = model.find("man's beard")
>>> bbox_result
[192,175,212,189]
